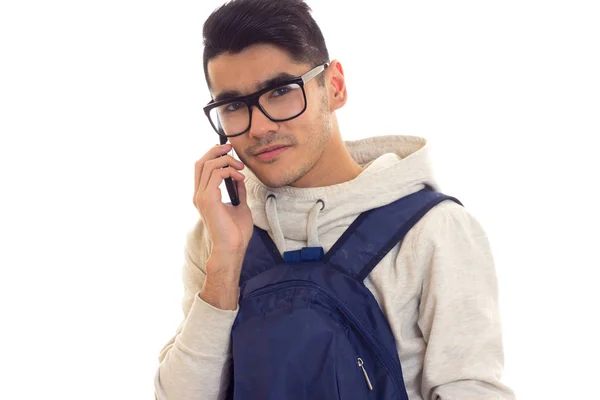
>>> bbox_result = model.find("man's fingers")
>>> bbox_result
[198,155,244,193]
[206,167,245,195]
[196,167,244,205]
[193,144,233,204]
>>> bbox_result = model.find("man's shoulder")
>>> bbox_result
[406,195,487,249]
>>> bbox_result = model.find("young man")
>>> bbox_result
[155,1,514,399]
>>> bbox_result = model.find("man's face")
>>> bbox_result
[207,43,332,188]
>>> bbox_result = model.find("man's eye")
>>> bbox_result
[270,86,292,98]
[225,102,244,112]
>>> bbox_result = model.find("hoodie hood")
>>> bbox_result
[243,134,439,254]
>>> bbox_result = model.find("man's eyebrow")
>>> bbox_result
[213,72,298,103]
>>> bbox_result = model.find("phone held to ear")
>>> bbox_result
[219,135,240,206]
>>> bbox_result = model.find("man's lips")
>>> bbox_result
[254,145,290,156]
[254,145,290,161]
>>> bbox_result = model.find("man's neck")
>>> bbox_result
[291,141,363,188]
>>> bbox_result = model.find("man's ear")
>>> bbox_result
[327,60,347,111]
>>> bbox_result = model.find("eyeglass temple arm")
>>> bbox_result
[302,63,330,84]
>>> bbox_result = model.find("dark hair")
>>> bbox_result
[202,0,330,88]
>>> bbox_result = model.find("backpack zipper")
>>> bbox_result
[357,357,373,390]
[243,279,407,399]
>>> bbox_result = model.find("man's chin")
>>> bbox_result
[254,171,295,189]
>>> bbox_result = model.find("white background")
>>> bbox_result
[1,0,599,398]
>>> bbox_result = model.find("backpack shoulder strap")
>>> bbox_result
[239,225,284,287]
[324,187,462,282]
[238,188,462,286]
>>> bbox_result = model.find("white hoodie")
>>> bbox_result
[154,135,515,400]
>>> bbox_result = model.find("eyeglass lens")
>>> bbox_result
[209,83,305,137]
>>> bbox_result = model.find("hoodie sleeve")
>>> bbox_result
[154,219,239,400]
[414,201,515,400]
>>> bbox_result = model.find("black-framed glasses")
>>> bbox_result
[203,63,329,137]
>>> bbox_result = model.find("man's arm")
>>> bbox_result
[415,202,515,399]
[154,221,239,400]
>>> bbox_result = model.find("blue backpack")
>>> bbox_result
[226,187,461,399]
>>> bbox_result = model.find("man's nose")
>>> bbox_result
[247,105,279,139]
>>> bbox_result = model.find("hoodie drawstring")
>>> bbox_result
[266,194,286,253]
[265,194,325,262]
[307,200,325,248]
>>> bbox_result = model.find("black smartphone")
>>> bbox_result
[219,135,240,206]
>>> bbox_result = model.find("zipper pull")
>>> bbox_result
[357,357,373,391]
